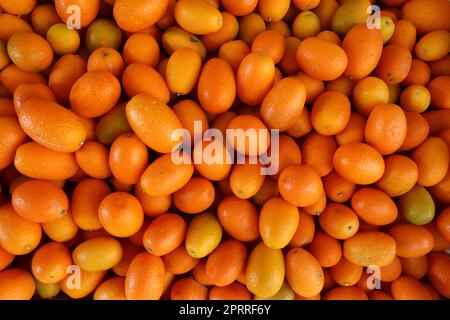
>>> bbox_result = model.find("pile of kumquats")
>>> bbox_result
[0,0,449,301]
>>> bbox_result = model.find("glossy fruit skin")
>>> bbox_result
[170,276,208,300]
[260,77,306,131]
[217,196,259,243]
[323,170,356,203]
[330,256,363,287]
[72,237,123,272]
[252,30,286,63]
[87,47,125,78]
[93,277,126,300]
[402,0,450,35]
[260,197,299,249]
[415,31,450,63]
[237,53,275,106]
[0,268,35,300]
[278,164,324,207]
[379,256,402,282]
[70,71,121,118]
[365,103,407,155]
[400,255,428,280]
[342,24,383,80]
[122,63,170,103]
[110,133,148,185]
[286,247,324,298]
[60,268,107,299]
[307,231,342,268]
[162,26,206,59]
[0,117,27,170]
[388,224,434,258]
[292,11,321,40]
[351,188,398,226]
[296,37,347,81]
[209,282,252,300]
[174,0,223,35]
[352,77,389,116]
[319,203,359,240]
[402,59,431,87]
[0,13,33,44]
[0,0,36,15]
[376,155,419,197]
[71,178,110,231]
[201,11,239,53]
[166,47,201,95]
[134,185,171,219]
[229,163,266,199]
[324,286,368,300]
[162,243,199,275]
[95,104,131,145]
[42,212,79,243]
[295,73,325,101]
[238,13,266,45]
[258,0,290,23]
[331,0,371,36]
[399,112,430,152]
[221,0,257,16]
[205,239,247,287]
[311,91,351,136]
[428,76,450,110]
[143,213,186,256]
[376,44,412,84]
[173,99,209,143]
[387,19,416,52]
[31,242,72,284]
[55,0,100,29]
[333,143,385,185]
[0,245,15,271]
[113,0,169,33]
[111,239,143,277]
[398,185,435,226]
[412,137,449,187]
[123,33,159,67]
[126,94,182,154]
[427,252,450,298]
[173,177,215,214]
[85,18,122,53]
[197,58,236,114]
[436,208,450,242]
[423,221,448,251]
[186,212,222,259]
[391,275,432,300]
[7,31,53,73]
[12,179,68,223]
[18,99,86,153]
[303,189,326,216]
[227,114,270,157]
[12,82,56,113]
[193,139,232,181]
[140,153,194,197]
[245,242,285,298]
[35,280,61,299]
[49,54,87,106]
[47,23,80,55]
[125,252,165,300]
[98,192,144,238]
[74,141,111,179]
[0,203,42,255]
[266,135,301,182]
[2,0,450,303]
[343,231,396,267]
